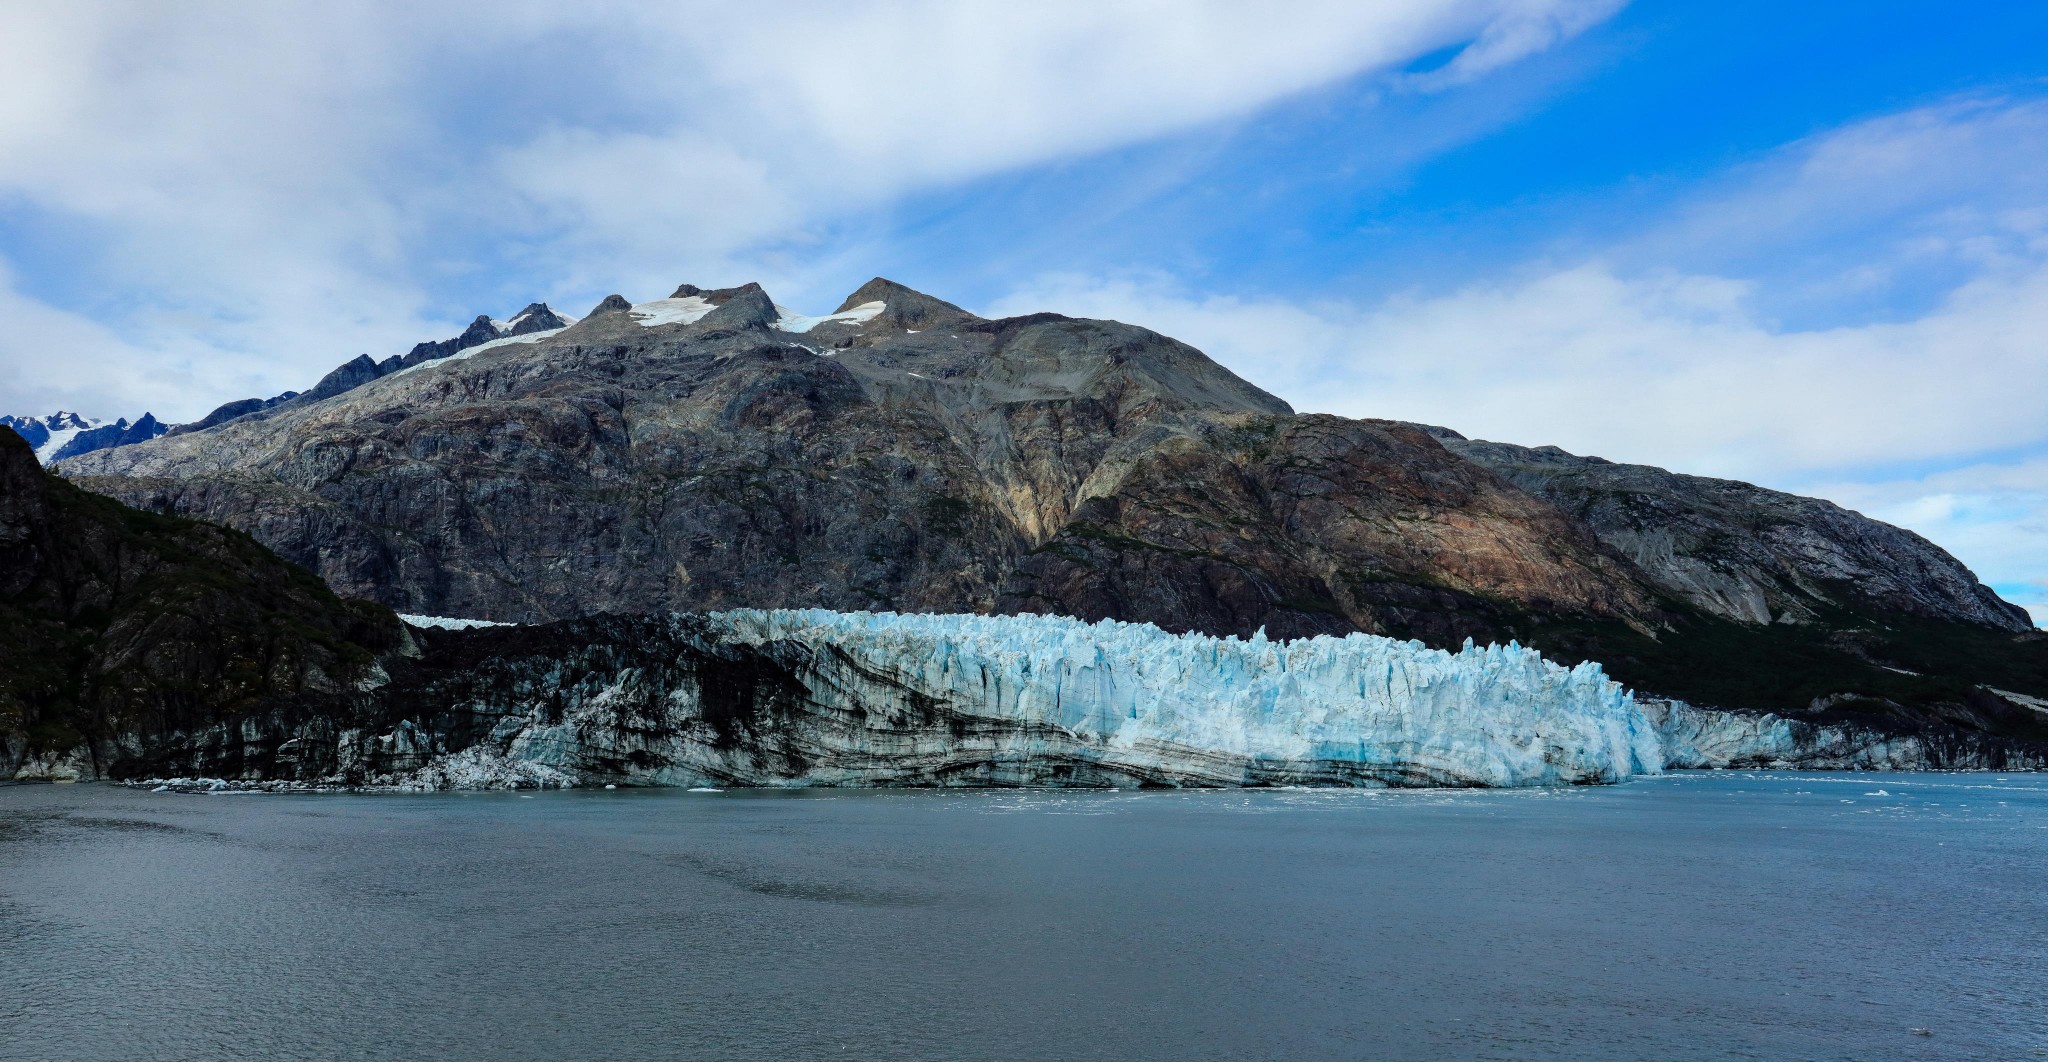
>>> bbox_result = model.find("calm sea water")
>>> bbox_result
[3,774,2044,1061]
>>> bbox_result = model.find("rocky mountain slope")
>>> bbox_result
[0,426,401,780]
[165,301,578,440]
[3,304,580,472]
[59,278,2048,751]
[1439,432,2030,630]
[16,412,2039,787]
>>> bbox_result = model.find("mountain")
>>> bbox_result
[0,412,174,465]
[1437,432,2030,630]
[49,414,170,462]
[58,277,2048,753]
[0,425,401,780]
[0,428,1871,787]
[0,412,96,462]
[165,302,579,441]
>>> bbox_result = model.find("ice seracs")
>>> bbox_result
[405,609,1663,789]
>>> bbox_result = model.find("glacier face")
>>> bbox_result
[1638,697,2045,771]
[396,609,1662,789]
[95,608,2041,790]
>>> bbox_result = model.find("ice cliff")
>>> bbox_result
[77,609,2041,790]
[377,609,1660,789]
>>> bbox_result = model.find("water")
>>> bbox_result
[2,774,2044,1061]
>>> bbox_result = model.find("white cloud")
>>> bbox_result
[987,96,2048,620]
[0,0,1622,421]
[1815,459,2048,629]
[990,259,2048,480]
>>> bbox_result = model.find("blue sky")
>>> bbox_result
[0,0,2043,623]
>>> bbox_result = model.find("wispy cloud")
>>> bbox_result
[0,0,1623,421]
[988,95,2048,619]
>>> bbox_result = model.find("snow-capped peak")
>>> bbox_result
[1,411,103,464]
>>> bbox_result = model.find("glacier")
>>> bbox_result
[387,609,1664,789]
[397,613,513,630]
[96,608,2041,791]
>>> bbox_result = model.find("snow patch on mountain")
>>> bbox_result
[3,412,100,464]
[775,300,886,333]
[35,423,93,463]
[399,614,515,630]
[630,295,716,327]
[386,327,568,380]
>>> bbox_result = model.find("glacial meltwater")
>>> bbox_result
[3,774,2044,1061]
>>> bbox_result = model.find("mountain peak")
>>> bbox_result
[587,294,634,317]
[505,302,570,336]
[835,278,979,331]
[696,283,778,329]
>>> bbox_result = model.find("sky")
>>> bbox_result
[0,0,2043,624]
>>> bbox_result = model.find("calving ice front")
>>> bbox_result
[370,609,2010,792]
[401,609,1658,790]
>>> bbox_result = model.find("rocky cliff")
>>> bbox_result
[0,426,402,780]
[58,278,2048,757]
[1439,433,2030,631]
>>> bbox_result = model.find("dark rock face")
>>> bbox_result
[0,426,401,781]
[57,278,2048,745]
[1441,434,2033,632]
[697,284,779,329]
[1002,415,1655,643]
[171,393,301,436]
[504,303,568,335]
[296,354,399,405]
[838,277,978,331]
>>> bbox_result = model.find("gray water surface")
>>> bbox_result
[3,774,2044,1061]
